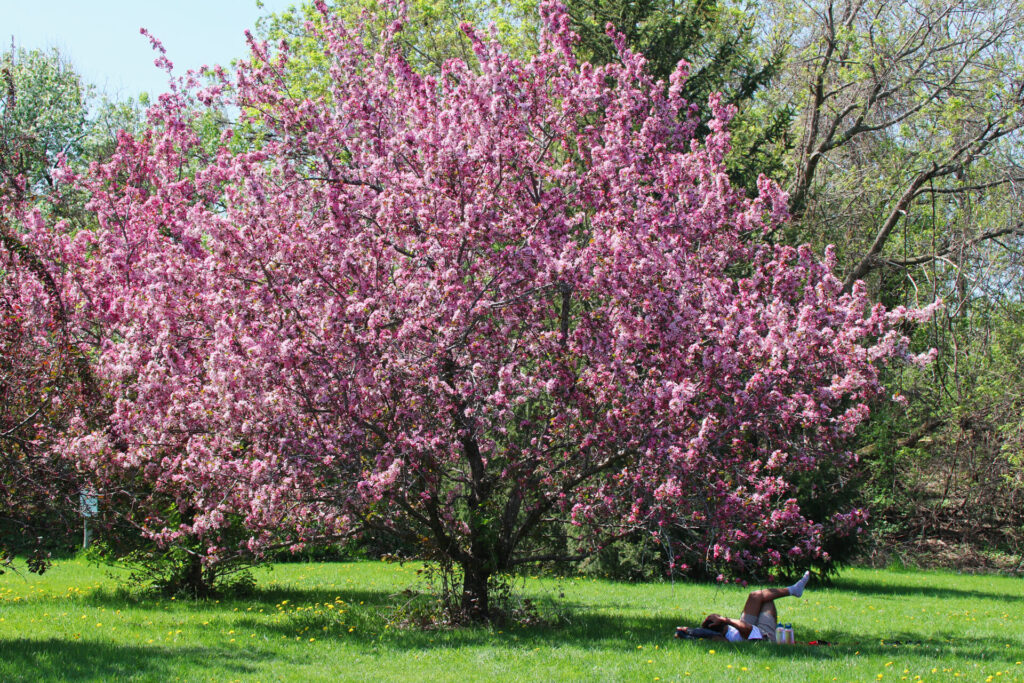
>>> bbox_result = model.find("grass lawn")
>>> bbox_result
[1,559,1022,682]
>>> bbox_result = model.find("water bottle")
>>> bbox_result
[785,623,795,644]
[775,624,785,644]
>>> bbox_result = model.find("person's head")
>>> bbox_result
[700,613,727,633]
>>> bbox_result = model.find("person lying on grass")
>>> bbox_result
[675,571,811,643]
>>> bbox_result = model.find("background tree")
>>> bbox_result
[562,0,792,193]
[766,0,1023,278]
[255,0,537,87]
[761,0,1024,565]
[0,48,91,194]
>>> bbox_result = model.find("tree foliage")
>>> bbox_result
[1,48,91,193]
[768,0,1024,288]
[10,2,934,617]
[562,0,791,192]
[759,0,1024,562]
[0,47,97,573]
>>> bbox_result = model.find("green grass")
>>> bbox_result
[1,559,1022,682]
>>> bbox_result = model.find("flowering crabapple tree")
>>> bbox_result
[0,240,87,574]
[0,71,94,573]
[35,2,932,614]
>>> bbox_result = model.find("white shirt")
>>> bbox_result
[725,624,763,642]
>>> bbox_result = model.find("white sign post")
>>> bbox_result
[80,490,98,549]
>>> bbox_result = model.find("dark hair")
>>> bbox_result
[700,614,726,634]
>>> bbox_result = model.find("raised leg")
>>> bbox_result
[741,587,790,619]
[741,572,810,619]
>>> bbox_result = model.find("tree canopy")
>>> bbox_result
[0,1,935,614]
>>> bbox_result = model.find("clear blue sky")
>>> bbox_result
[1,0,302,99]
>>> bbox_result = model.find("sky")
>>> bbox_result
[1,0,302,100]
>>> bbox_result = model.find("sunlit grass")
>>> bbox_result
[1,559,1022,681]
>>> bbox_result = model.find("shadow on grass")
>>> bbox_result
[830,575,1024,603]
[77,583,407,609]
[0,639,270,682]
[59,581,1023,669]
[126,584,1017,666]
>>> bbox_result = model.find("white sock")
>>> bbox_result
[788,571,810,598]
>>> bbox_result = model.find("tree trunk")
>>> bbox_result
[460,563,490,620]
[178,552,213,598]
